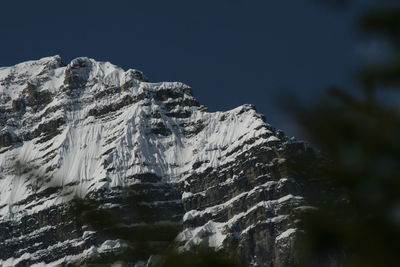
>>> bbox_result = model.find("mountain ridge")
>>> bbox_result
[0,56,315,266]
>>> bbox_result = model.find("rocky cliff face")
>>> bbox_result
[0,56,317,266]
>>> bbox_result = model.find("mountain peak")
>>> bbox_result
[0,56,314,267]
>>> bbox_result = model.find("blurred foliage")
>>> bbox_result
[12,161,241,266]
[68,191,241,266]
[358,6,400,89]
[292,0,400,266]
[162,246,241,267]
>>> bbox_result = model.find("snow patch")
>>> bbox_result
[275,228,297,242]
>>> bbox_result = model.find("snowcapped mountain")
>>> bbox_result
[0,56,316,266]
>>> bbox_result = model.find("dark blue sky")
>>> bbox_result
[0,0,374,136]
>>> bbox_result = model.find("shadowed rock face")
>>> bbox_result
[0,56,317,266]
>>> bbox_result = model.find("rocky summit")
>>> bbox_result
[0,56,317,266]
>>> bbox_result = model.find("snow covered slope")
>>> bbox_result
[0,56,316,266]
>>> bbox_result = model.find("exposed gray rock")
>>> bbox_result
[0,56,318,266]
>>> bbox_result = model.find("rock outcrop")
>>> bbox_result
[0,56,317,266]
